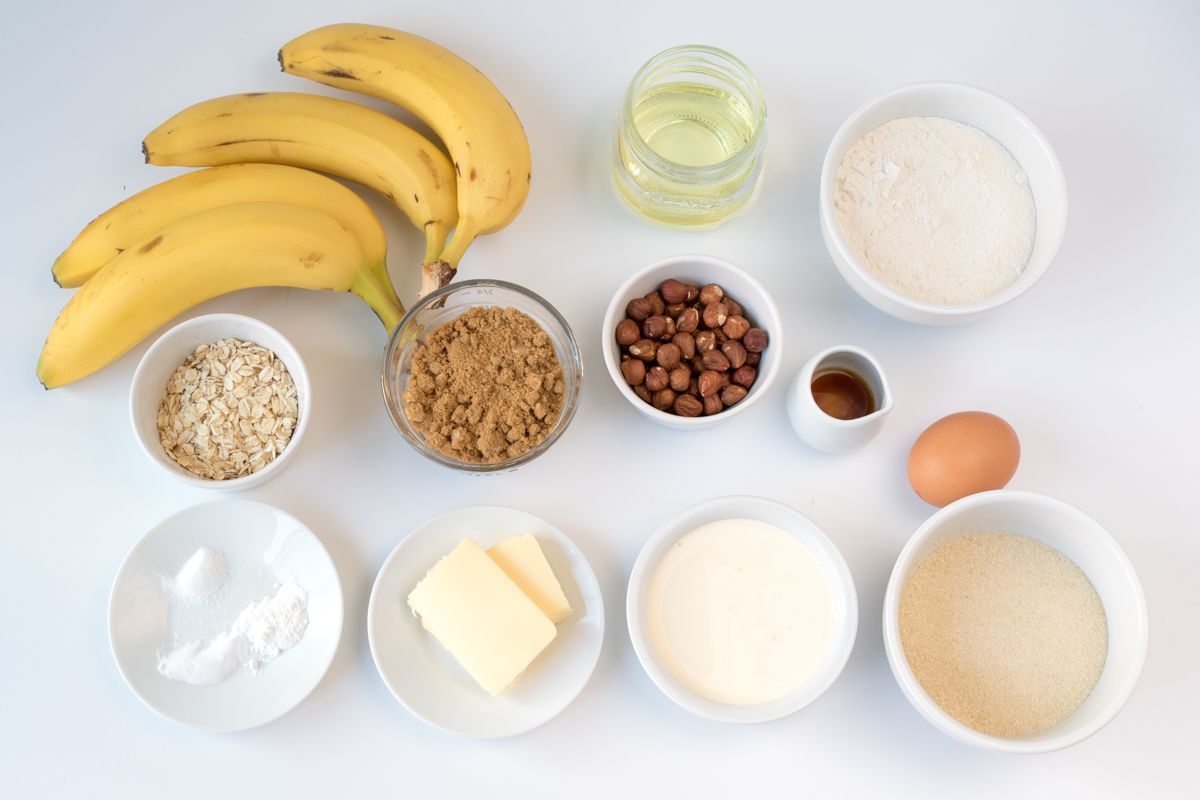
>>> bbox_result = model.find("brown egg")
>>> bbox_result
[907,412,1020,507]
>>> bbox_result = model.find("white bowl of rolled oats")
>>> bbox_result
[130,314,310,490]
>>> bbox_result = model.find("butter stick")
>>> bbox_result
[408,537,556,697]
[487,533,572,623]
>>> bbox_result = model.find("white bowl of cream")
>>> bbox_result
[626,496,858,723]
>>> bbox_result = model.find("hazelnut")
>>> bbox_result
[690,354,707,374]
[656,342,682,370]
[712,329,728,347]
[674,394,704,417]
[732,365,757,388]
[694,330,717,352]
[701,349,731,372]
[651,387,677,411]
[698,370,723,398]
[644,291,665,316]
[702,302,729,329]
[669,367,691,392]
[645,365,669,392]
[684,284,700,302]
[699,283,725,306]
[703,393,724,416]
[672,331,696,360]
[675,307,700,333]
[641,315,668,340]
[629,339,658,361]
[626,297,651,322]
[722,339,747,369]
[743,328,769,352]
[616,318,640,346]
[722,315,750,340]
[686,376,701,398]
[744,351,761,366]
[662,316,677,339]
[620,358,646,385]
[660,279,689,305]
[633,383,652,404]
[724,296,744,318]
[721,385,748,406]
[664,302,686,319]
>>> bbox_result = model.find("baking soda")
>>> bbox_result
[164,547,229,604]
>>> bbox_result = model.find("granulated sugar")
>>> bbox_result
[899,532,1107,737]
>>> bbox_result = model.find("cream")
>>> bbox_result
[647,519,833,705]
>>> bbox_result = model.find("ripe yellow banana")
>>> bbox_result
[142,92,458,294]
[280,24,533,295]
[37,202,403,389]
[52,164,392,295]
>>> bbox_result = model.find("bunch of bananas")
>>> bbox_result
[38,24,531,389]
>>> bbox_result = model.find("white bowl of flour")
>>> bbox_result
[819,82,1068,325]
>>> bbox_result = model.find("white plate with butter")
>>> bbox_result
[108,500,344,731]
[367,506,604,737]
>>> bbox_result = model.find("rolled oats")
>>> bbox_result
[157,338,299,480]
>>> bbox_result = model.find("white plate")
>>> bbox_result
[108,500,343,731]
[367,506,604,738]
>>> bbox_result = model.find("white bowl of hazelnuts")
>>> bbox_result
[602,254,783,430]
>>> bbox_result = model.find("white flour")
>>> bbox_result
[834,117,1036,304]
[157,575,310,685]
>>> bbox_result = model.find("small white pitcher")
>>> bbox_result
[787,345,893,453]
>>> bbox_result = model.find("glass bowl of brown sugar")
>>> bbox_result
[382,280,583,474]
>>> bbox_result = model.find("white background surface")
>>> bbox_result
[2,0,1196,796]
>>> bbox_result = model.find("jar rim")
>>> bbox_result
[621,44,767,180]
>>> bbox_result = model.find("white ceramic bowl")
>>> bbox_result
[882,490,1148,753]
[819,82,1069,325]
[130,314,311,490]
[602,254,783,430]
[627,496,858,723]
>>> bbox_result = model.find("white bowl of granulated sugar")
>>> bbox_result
[882,490,1148,753]
[820,82,1069,325]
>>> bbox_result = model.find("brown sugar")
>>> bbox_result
[899,532,1108,737]
[402,306,565,464]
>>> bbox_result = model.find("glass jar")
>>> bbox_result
[611,45,767,230]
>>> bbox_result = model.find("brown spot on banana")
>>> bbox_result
[141,141,149,163]
[216,112,232,118]
[454,162,461,177]
[417,149,440,187]
[139,236,163,254]
[414,193,419,203]
[378,35,394,40]
[470,168,477,181]
[244,92,267,97]
[321,68,360,80]
[301,252,323,268]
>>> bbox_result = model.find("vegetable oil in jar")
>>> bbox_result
[612,46,767,230]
